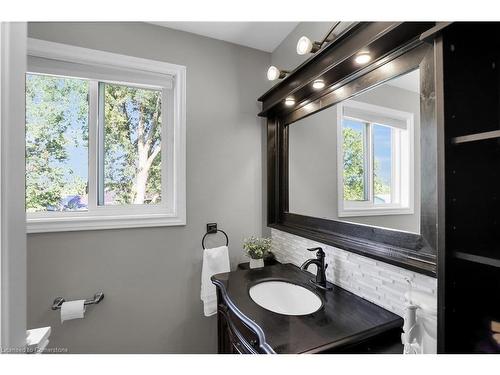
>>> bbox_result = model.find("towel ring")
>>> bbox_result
[202,223,229,249]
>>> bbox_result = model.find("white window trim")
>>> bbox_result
[26,38,186,233]
[2,22,28,350]
[337,100,414,218]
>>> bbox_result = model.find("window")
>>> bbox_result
[26,74,89,213]
[26,39,186,232]
[337,100,413,217]
[100,83,163,206]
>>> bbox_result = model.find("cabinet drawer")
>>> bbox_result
[218,303,260,354]
[227,309,259,349]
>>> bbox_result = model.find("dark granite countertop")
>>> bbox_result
[212,263,403,354]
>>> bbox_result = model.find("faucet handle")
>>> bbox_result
[307,247,323,252]
[307,247,325,258]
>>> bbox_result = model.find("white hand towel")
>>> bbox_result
[201,245,230,317]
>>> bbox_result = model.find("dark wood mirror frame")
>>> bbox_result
[259,22,446,277]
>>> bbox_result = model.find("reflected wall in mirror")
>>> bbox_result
[288,69,421,234]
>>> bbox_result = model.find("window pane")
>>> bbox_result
[25,74,89,212]
[342,118,367,201]
[102,83,162,205]
[373,124,392,204]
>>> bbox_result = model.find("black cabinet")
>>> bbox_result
[214,266,403,354]
[440,22,500,353]
[322,329,403,354]
[216,291,402,354]
[216,290,261,354]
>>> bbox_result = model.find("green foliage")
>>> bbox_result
[103,84,162,204]
[243,237,272,260]
[342,127,366,201]
[342,126,390,202]
[25,74,88,212]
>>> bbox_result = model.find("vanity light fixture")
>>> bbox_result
[284,97,296,106]
[267,65,289,81]
[296,22,341,55]
[296,36,322,55]
[354,51,372,65]
[312,79,325,89]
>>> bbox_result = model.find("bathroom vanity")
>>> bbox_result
[212,264,403,354]
[245,21,444,354]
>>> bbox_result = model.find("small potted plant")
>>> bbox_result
[243,236,272,269]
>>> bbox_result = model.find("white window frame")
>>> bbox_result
[26,39,186,233]
[337,100,414,217]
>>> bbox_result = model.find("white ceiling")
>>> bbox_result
[148,22,299,52]
[386,69,420,93]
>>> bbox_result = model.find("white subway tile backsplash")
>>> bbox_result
[271,229,437,317]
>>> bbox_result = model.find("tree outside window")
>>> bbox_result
[26,74,163,213]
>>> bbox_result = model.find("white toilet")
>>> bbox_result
[402,290,437,354]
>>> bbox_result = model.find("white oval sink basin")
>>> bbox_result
[249,281,322,316]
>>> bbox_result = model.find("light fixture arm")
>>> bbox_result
[277,69,289,79]
[296,22,343,56]
[319,21,342,48]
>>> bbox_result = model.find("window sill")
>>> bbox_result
[26,212,186,233]
[338,207,414,218]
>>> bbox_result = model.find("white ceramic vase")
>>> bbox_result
[249,258,264,269]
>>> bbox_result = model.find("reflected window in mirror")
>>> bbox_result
[338,99,414,217]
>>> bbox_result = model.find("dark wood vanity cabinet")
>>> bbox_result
[213,264,404,354]
[217,301,403,354]
[216,287,403,354]
[216,295,261,354]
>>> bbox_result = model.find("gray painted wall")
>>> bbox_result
[27,22,270,353]
[288,83,421,233]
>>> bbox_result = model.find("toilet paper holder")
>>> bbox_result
[51,292,104,310]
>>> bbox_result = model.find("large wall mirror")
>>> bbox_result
[288,68,420,233]
[263,37,441,276]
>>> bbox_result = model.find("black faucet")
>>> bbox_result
[301,247,332,290]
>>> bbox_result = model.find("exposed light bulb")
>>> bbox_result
[284,97,295,106]
[267,65,280,80]
[267,65,288,81]
[296,36,313,55]
[354,52,371,65]
[312,79,325,89]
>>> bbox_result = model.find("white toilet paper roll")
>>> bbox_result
[60,300,86,323]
